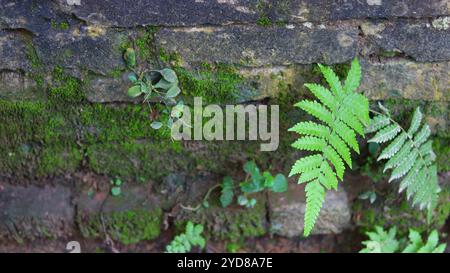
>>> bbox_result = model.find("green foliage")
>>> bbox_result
[220,161,287,208]
[366,105,440,212]
[166,222,206,253]
[289,58,370,236]
[360,226,446,253]
[110,178,123,196]
[175,64,242,104]
[360,226,399,253]
[124,48,184,131]
[49,66,84,103]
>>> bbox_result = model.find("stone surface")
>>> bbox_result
[269,183,351,237]
[33,28,126,76]
[0,71,43,101]
[2,0,448,30]
[365,20,450,62]
[0,30,30,71]
[0,184,74,242]
[360,59,450,101]
[86,76,134,103]
[156,25,358,66]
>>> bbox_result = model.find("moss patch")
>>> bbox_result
[175,64,243,104]
[78,208,162,245]
[175,197,267,241]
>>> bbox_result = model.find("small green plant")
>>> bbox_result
[220,161,288,208]
[360,226,399,253]
[289,58,370,236]
[365,104,440,212]
[124,48,184,131]
[360,226,446,253]
[110,178,122,196]
[165,221,206,253]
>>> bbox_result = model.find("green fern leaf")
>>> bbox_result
[288,121,330,138]
[369,124,401,144]
[365,115,390,134]
[414,124,431,146]
[384,142,412,172]
[304,180,325,237]
[347,93,370,125]
[378,133,407,160]
[344,58,361,93]
[389,149,418,182]
[290,59,368,237]
[289,155,323,177]
[337,107,365,136]
[318,64,343,99]
[323,146,345,180]
[295,100,333,126]
[304,83,337,111]
[333,120,360,153]
[369,105,440,214]
[320,161,338,190]
[328,132,352,167]
[291,136,327,152]
[407,107,423,135]
[298,168,321,184]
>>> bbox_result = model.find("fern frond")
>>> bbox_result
[288,121,330,138]
[337,107,365,136]
[334,120,360,153]
[304,83,337,111]
[289,155,323,177]
[367,105,440,212]
[368,124,401,143]
[304,180,325,237]
[344,58,361,94]
[328,133,352,167]
[295,100,333,125]
[377,133,407,160]
[290,59,368,236]
[365,115,390,134]
[318,64,343,99]
[291,136,327,152]
[407,107,423,135]
[323,145,345,180]
[347,93,370,126]
[298,168,321,184]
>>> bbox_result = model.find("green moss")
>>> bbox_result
[36,144,82,176]
[175,197,267,241]
[80,104,171,144]
[49,66,85,103]
[256,0,273,27]
[433,138,449,172]
[135,26,159,62]
[86,141,187,180]
[78,208,162,245]
[25,42,45,89]
[108,67,124,78]
[257,15,272,27]
[51,20,69,30]
[175,64,243,104]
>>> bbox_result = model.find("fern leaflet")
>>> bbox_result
[289,58,369,236]
[366,106,440,211]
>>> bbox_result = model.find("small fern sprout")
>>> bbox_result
[365,105,440,212]
[289,58,370,236]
